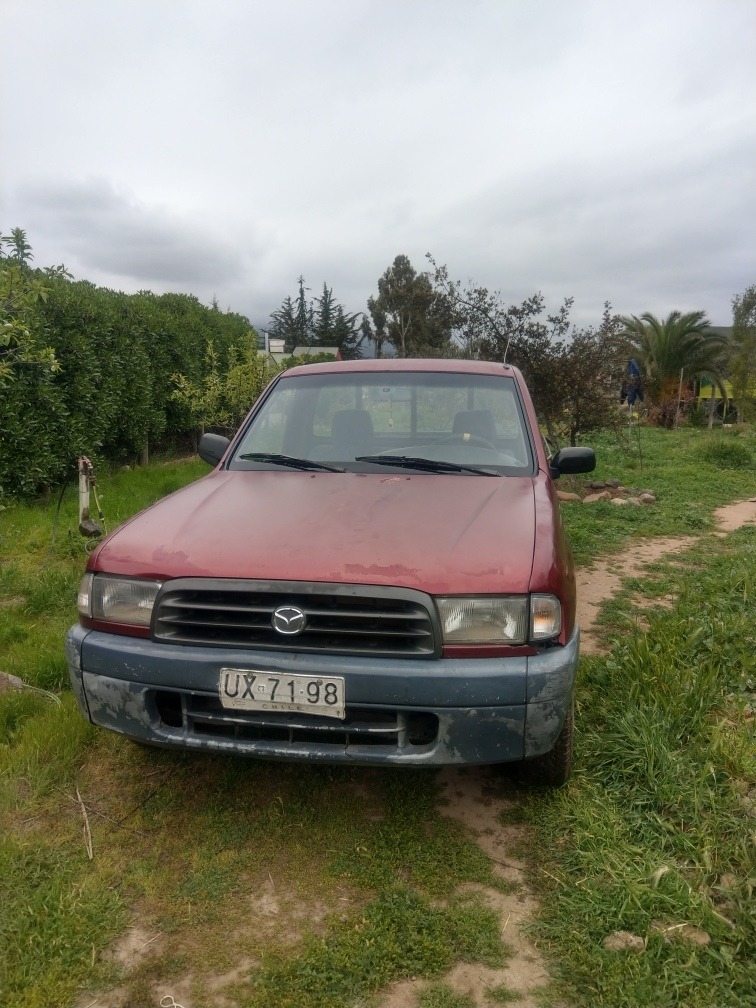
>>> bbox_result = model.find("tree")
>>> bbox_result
[730,284,756,421]
[293,275,312,349]
[312,282,337,346]
[505,301,627,445]
[427,255,553,361]
[312,282,363,357]
[619,310,729,427]
[171,340,230,436]
[0,259,59,386]
[363,298,387,358]
[268,295,297,351]
[559,306,628,445]
[270,279,364,358]
[367,254,453,358]
[224,345,282,428]
[330,304,364,359]
[3,227,34,266]
[426,256,628,443]
[358,315,373,357]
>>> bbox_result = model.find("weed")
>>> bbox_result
[486,984,523,1003]
[525,528,756,1007]
[243,887,503,1008]
[698,437,753,470]
[418,982,475,1007]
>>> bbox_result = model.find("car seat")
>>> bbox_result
[451,409,496,444]
[327,408,375,459]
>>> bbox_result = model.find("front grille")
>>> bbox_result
[153,690,438,751]
[153,579,440,657]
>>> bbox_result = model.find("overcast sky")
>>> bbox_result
[2,0,754,334]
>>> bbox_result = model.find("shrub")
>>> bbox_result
[698,437,753,470]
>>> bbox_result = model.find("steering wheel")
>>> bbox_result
[437,432,497,449]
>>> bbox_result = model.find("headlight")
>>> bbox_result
[77,573,161,627]
[437,596,529,644]
[437,594,562,644]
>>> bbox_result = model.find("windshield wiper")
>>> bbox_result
[355,455,501,476]
[238,453,344,472]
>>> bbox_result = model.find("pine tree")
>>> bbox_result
[293,276,313,348]
[269,295,298,352]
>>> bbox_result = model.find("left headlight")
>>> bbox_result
[77,573,162,627]
[437,594,561,645]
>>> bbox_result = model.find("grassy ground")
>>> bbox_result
[525,525,755,1008]
[558,423,754,564]
[0,426,754,1008]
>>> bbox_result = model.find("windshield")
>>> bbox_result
[229,371,535,474]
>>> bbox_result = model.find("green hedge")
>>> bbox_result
[0,270,256,498]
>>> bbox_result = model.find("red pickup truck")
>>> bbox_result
[67,358,594,785]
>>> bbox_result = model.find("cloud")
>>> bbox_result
[2,0,754,331]
[14,179,246,287]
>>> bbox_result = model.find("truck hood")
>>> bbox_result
[91,471,538,595]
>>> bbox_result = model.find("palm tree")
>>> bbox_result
[620,310,729,426]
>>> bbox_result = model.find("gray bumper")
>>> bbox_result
[66,625,579,766]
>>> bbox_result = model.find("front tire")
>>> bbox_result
[518,702,574,788]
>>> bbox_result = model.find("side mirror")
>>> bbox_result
[549,446,596,478]
[199,432,231,466]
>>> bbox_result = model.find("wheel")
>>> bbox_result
[518,702,574,787]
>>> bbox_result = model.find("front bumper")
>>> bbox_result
[65,625,579,766]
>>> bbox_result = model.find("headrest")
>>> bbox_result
[330,409,374,442]
[451,409,496,443]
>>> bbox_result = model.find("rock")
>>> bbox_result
[581,480,657,505]
[0,672,26,692]
[626,497,642,506]
[651,922,711,946]
[556,491,582,502]
[603,931,645,952]
[610,496,630,505]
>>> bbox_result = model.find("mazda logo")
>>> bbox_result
[272,605,307,635]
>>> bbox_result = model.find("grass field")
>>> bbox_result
[0,424,753,1008]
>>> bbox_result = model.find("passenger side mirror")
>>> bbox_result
[199,433,231,466]
[549,446,596,478]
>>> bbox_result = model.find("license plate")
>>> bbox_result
[219,668,345,719]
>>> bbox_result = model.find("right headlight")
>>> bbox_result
[437,594,561,645]
[77,573,162,628]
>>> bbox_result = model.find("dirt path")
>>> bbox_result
[577,498,756,655]
[377,497,756,1008]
